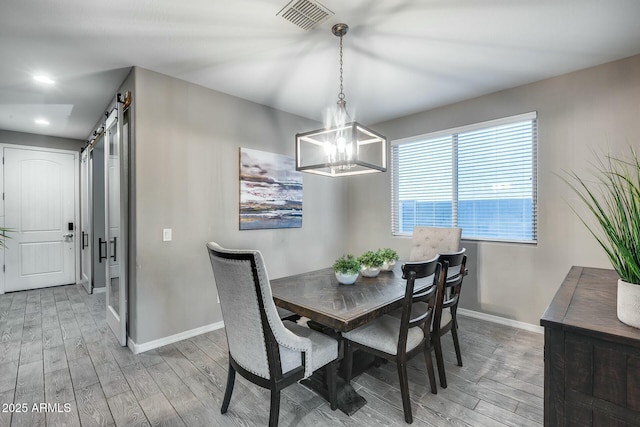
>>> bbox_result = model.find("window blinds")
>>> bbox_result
[391,112,537,243]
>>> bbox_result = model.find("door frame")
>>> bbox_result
[0,143,80,294]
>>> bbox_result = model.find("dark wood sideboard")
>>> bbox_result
[541,266,640,426]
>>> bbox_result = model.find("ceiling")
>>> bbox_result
[2,0,640,141]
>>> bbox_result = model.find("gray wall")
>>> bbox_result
[347,54,640,326]
[131,67,348,345]
[0,129,84,151]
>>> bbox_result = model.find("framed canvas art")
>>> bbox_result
[239,148,302,230]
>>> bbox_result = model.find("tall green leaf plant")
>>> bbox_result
[565,149,640,284]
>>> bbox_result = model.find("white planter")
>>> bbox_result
[617,279,640,329]
[335,271,359,285]
[381,260,396,271]
[360,266,380,277]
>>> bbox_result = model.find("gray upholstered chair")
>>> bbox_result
[342,257,447,424]
[409,226,461,261]
[432,248,467,389]
[206,242,338,427]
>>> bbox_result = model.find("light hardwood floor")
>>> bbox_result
[0,284,544,426]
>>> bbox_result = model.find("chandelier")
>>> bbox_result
[295,23,387,177]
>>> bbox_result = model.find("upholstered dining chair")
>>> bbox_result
[409,226,462,261]
[206,242,338,427]
[342,257,447,424]
[432,248,467,389]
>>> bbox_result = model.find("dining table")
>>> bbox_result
[271,262,429,332]
[270,262,438,415]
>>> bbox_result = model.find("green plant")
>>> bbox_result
[564,148,640,284]
[333,254,360,274]
[377,248,399,262]
[358,250,384,268]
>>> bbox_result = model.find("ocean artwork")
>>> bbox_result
[239,148,303,230]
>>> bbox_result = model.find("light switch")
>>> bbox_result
[162,228,172,241]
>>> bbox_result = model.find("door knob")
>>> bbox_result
[63,233,74,238]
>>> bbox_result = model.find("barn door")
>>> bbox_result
[80,148,92,294]
[104,102,128,346]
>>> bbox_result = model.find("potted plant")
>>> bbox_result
[378,248,399,271]
[333,254,360,285]
[358,250,384,277]
[565,148,640,328]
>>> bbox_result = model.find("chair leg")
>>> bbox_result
[433,335,447,389]
[326,360,338,411]
[344,340,353,383]
[269,390,281,427]
[451,319,463,367]
[221,362,236,414]
[397,362,413,424]
[423,347,437,395]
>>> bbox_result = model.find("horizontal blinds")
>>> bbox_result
[391,136,453,234]
[391,113,537,243]
[458,120,536,241]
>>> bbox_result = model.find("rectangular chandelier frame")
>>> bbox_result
[295,121,387,177]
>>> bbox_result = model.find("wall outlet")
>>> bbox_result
[162,228,172,241]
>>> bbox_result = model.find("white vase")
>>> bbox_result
[335,271,359,285]
[381,260,396,271]
[360,266,380,277]
[617,279,640,329]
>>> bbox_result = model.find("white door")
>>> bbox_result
[80,148,92,294]
[4,147,77,292]
[105,105,127,346]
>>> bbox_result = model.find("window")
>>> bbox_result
[391,112,537,243]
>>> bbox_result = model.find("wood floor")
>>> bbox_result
[0,284,544,426]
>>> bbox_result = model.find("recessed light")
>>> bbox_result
[33,75,55,85]
[34,118,50,126]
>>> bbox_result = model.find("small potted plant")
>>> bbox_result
[358,250,384,277]
[333,254,361,285]
[378,248,399,271]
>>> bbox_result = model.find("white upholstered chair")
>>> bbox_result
[409,226,462,261]
[206,242,338,427]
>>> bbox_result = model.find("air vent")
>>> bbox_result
[277,0,333,31]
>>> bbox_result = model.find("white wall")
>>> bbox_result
[131,67,348,345]
[347,54,640,326]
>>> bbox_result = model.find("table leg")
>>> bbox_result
[304,321,368,415]
[301,367,366,416]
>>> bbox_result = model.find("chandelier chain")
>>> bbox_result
[338,34,345,101]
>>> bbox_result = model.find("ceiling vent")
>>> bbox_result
[277,0,333,31]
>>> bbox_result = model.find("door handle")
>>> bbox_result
[63,233,74,239]
[110,237,117,262]
[82,232,88,249]
[98,238,108,263]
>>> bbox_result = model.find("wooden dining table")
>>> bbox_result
[270,262,437,415]
[271,262,445,331]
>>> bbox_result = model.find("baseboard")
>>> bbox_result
[457,308,543,334]
[92,287,106,294]
[125,309,541,354]
[127,321,225,354]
